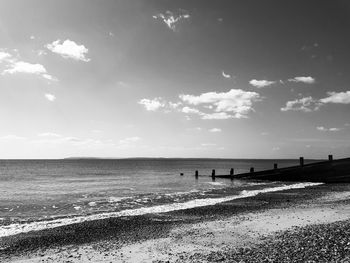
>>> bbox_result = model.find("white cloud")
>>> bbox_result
[201,143,216,147]
[209,128,221,132]
[222,71,231,79]
[249,79,276,88]
[0,51,11,62]
[168,101,182,109]
[42,74,58,81]
[45,93,56,102]
[3,61,46,75]
[181,106,201,114]
[119,136,141,144]
[46,39,90,62]
[0,135,26,140]
[288,76,315,84]
[153,10,190,31]
[140,89,260,120]
[317,126,327,131]
[36,50,47,56]
[38,132,62,138]
[180,89,260,119]
[317,126,340,132]
[2,60,56,81]
[320,91,350,104]
[138,98,165,111]
[281,96,321,112]
[200,112,233,120]
[30,35,35,40]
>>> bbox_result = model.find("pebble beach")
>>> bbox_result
[1,183,350,262]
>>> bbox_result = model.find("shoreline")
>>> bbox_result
[1,183,350,262]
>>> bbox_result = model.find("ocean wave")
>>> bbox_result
[0,182,323,238]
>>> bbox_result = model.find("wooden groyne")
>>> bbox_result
[195,155,350,183]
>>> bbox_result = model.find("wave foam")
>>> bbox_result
[0,182,323,238]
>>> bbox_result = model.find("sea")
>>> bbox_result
[0,158,321,238]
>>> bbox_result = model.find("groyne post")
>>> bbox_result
[274,163,278,170]
[299,157,304,167]
[195,170,198,179]
[230,168,234,180]
[250,167,254,173]
[328,155,333,161]
[211,169,215,178]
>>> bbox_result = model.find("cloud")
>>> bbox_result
[317,126,340,132]
[180,89,260,119]
[119,136,141,144]
[138,98,165,111]
[30,35,35,40]
[316,126,327,131]
[45,93,56,102]
[168,101,182,109]
[320,91,350,104]
[209,128,221,132]
[222,71,231,79]
[288,76,315,84]
[140,89,260,120]
[281,96,321,112]
[2,61,57,81]
[0,135,26,140]
[201,143,216,147]
[36,50,47,56]
[42,74,58,81]
[153,10,190,31]
[200,112,233,120]
[3,61,46,75]
[46,39,90,62]
[0,51,11,62]
[282,91,350,113]
[1,50,57,82]
[249,79,276,88]
[38,132,62,138]
[181,106,201,114]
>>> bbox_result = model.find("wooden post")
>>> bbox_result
[274,163,278,170]
[328,155,333,161]
[180,173,184,176]
[230,168,234,180]
[300,157,304,167]
[250,167,254,173]
[195,170,198,179]
[211,169,215,178]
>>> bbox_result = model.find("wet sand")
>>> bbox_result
[1,183,350,262]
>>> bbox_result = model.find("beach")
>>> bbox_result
[1,183,350,262]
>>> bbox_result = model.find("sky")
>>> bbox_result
[0,0,350,159]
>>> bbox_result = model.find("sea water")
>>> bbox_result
[0,158,320,237]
